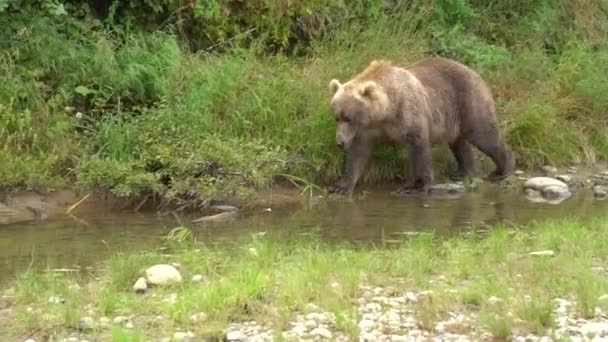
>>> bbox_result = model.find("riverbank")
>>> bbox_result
[2,216,607,341]
[3,1,608,208]
[3,161,607,227]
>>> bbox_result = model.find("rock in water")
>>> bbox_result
[556,174,571,183]
[542,185,571,201]
[133,277,147,293]
[192,211,237,223]
[523,177,570,204]
[428,183,466,194]
[594,185,607,199]
[210,204,238,212]
[145,264,182,285]
[524,177,567,191]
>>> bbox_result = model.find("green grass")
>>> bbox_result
[2,216,608,340]
[2,1,608,205]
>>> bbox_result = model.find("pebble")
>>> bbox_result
[542,165,558,174]
[113,316,128,325]
[133,277,147,293]
[77,316,95,331]
[191,274,204,283]
[515,170,524,175]
[48,296,65,304]
[99,317,110,327]
[487,296,502,305]
[529,250,556,257]
[556,174,571,183]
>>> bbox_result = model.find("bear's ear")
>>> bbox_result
[329,79,342,96]
[361,81,379,99]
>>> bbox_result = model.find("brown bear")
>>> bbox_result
[328,56,514,195]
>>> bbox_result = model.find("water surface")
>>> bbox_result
[1,184,606,284]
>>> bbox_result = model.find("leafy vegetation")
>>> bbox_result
[2,0,608,207]
[2,216,608,340]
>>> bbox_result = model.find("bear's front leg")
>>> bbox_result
[329,138,372,195]
[398,137,433,195]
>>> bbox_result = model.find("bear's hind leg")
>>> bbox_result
[449,138,477,181]
[466,123,514,182]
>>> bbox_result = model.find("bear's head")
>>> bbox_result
[328,78,389,150]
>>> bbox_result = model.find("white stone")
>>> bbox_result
[191,274,204,283]
[145,264,182,285]
[133,277,147,293]
[77,316,95,331]
[48,296,64,304]
[515,170,524,175]
[487,296,502,305]
[113,316,128,325]
[529,250,555,257]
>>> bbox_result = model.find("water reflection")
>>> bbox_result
[0,184,606,284]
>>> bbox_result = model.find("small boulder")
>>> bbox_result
[145,264,182,285]
[133,277,147,293]
[524,177,570,204]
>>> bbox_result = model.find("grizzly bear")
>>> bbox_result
[328,56,514,195]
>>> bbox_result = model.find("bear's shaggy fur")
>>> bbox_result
[328,57,514,195]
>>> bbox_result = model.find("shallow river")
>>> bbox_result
[1,184,607,284]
